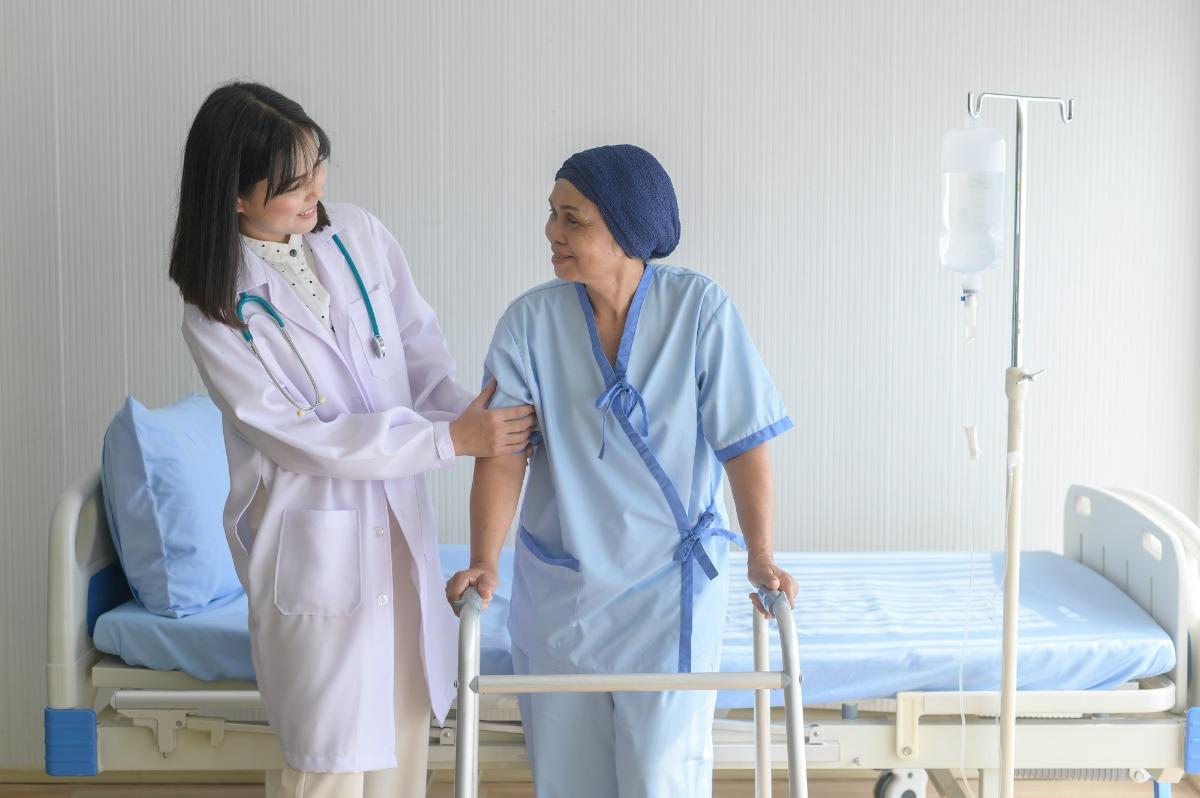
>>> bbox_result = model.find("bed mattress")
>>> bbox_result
[93,546,1175,708]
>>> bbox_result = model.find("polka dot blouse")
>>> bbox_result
[243,233,333,333]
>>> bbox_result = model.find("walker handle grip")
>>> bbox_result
[756,587,788,616]
[455,586,486,614]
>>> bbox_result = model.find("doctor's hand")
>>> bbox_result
[446,566,501,616]
[748,556,798,619]
[450,378,537,458]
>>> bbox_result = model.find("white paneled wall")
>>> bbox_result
[2,0,1198,768]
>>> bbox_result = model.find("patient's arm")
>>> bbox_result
[444,452,527,614]
[724,442,798,617]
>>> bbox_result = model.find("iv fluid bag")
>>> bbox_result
[940,123,1006,275]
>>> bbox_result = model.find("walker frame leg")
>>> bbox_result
[770,591,809,798]
[453,587,808,798]
[454,591,483,798]
[754,607,773,798]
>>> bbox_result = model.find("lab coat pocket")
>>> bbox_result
[513,527,581,644]
[349,285,408,381]
[274,508,362,616]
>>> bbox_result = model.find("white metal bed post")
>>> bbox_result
[966,91,1074,798]
[453,587,808,798]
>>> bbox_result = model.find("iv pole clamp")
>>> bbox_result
[967,91,1073,798]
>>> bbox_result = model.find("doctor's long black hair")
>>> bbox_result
[169,82,331,328]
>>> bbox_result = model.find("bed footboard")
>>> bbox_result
[45,471,129,775]
[1063,485,1195,712]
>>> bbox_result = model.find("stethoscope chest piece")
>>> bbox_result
[237,233,384,415]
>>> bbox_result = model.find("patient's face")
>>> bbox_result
[545,179,629,282]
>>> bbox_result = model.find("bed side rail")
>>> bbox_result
[1063,484,1193,712]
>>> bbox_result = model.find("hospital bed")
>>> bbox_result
[45,473,1200,796]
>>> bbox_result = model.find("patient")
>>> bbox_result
[446,144,797,797]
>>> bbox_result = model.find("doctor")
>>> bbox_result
[171,82,535,798]
[447,145,798,797]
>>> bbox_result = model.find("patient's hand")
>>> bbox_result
[748,556,798,619]
[446,566,501,616]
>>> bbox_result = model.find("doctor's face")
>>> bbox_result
[545,179,631,282]
[237,159,327,244]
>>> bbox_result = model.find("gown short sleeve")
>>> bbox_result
[482,316,535,410]
[695,291,792,461]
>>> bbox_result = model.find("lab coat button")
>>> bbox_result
[373,526,385,537]
[377,594,389,606]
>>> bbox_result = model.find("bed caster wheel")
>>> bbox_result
[874,769,928,798]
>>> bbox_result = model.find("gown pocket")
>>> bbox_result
[518,527,579,571]
[273,508,362,616]
[511,527,581,650]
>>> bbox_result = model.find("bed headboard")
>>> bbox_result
[46,471,128,709]
[1063,484,1195,713]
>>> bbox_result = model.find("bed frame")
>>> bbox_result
[45,475,1200,796]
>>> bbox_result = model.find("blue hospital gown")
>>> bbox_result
[484,263,791,676]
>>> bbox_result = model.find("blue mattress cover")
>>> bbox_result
[94,592,255,682]
[93,546,1174,707]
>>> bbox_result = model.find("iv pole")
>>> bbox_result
[966,91,1073,798]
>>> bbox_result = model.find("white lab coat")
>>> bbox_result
[182,203,473,772]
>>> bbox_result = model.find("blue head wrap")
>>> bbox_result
[555,144,680,261]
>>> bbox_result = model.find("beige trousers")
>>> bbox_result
[268,512,432,798]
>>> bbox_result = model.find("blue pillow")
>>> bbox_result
[101,393,242,618]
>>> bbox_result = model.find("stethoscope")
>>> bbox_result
[236,233,384,416]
